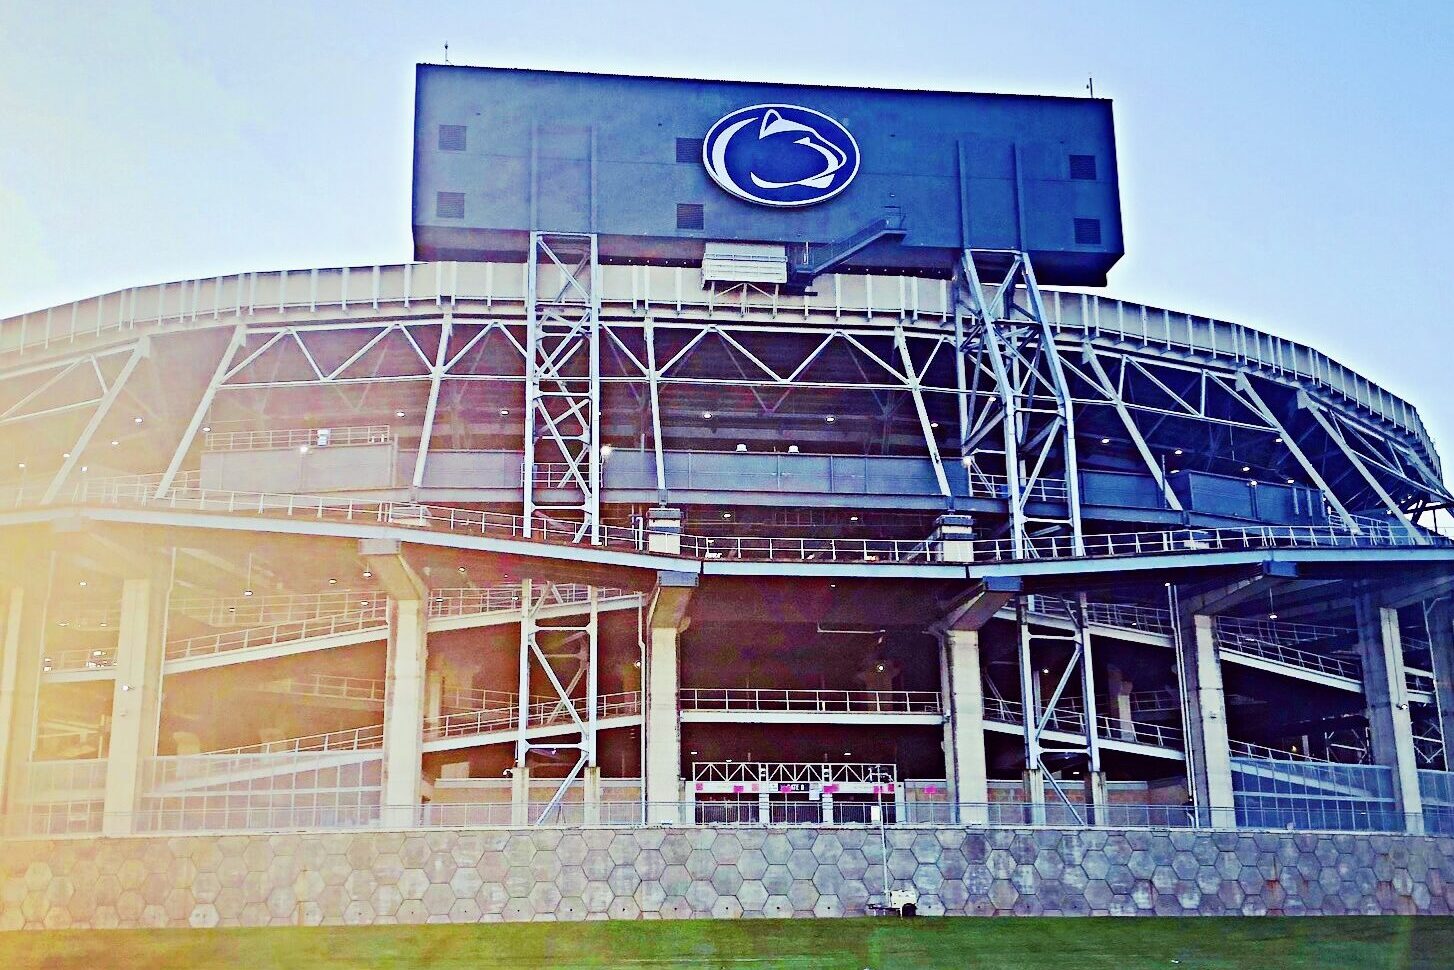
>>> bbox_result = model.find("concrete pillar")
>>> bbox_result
[821,790,834,825]
[583,766,601,826]
[102,569,169,836]
[939,629,988,824]
[644,576,693,825]
[364,540,429,830]
[510,766,530,826]
[1356,597,1424,834]
[381,597,427,828]
[425,670,444,731]
[1427,598,1454,767]
[1177,613,1236,828]
[646,507,682,555]
[0,581,48,820]
[1023,768,1045,824]
[644,622,682,823]
[1085,771,1109,824]
[1107,664,1135,742]
[757,790,771,825]
[931,513,976,564]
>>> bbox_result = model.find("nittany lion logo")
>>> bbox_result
[702,104,860,207]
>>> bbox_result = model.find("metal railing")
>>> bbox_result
[9,474,1443,567]
[983,696,1184,750]
[424,691,642,743]
[256,673,387,705]
[1216,615,1353,647]
[165,603,391,664]
[170,589,383,626]
[1215,624,1361,682]
[963,473,1070,502]
[204,425,391,452]
[1022,595,1175,636]
[439,687,550,715]
[682,534,940,563]
[1229,739,1338,763]
[679,688,941,716]
[203,723,385,756]
[42,647,118,674]
[691,762,897,785]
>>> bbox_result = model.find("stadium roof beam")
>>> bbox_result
[1080,343,1183,514]
[1299,392,1424,541]
[1234,373,1359,533]
[40,339,147,505]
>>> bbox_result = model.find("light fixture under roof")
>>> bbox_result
[133,416,143,424]
[1100,437,1110,444]
[362,570,373,579]
[824,415,836,423]
[395,410,406,418]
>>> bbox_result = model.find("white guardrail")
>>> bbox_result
[2,474,1445,566]
[679,688,941,715]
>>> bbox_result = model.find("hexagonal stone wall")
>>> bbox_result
[2,826,1452,929]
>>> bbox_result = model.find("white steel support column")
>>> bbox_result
[1355,597,1424,833]
[939,629,988,824]
[1074,595,1107,822]
[1014,600,1045,823]
[524,232,601,543]
[363,540,428,829]
[958,251,1084,558]
[411,316,453,489]
[1176,613,1236,828]
[514,580,598,826]
[644,576,693,824]
[101,564,169,836]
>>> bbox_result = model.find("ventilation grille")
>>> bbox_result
[438,125,467,152]
[676,203,705,231]
[1069,154,1097,180]
[1074,218,1102,246]
[436,192,466,220]
[676,137,704,163]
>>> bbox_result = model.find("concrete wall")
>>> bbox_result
[4,826,1454,929]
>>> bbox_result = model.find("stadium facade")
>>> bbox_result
[3,65,1454,926]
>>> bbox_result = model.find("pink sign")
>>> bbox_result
[732,784,744,793]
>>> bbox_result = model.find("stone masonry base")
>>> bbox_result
[3,826,1453,929]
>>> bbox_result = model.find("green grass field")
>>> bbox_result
[4,916,1452,969]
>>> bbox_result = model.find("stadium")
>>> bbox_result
[2,64,1454,928]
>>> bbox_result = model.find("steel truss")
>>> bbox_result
[958,251,1083,556]
[1015,594,1101,824]
[514,579,600,824]
[15,258,1448,546]
[525,232,601,542]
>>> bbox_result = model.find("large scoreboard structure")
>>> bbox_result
[2,63,1454,926]
[412,65,1124,284]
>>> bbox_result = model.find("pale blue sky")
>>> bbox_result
[2,1,1452,452]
